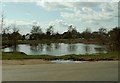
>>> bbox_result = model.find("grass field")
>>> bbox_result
[2,51,118,61]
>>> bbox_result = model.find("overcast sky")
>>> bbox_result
[0,0,119,35]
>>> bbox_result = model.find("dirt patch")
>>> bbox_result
[2,59,54,65]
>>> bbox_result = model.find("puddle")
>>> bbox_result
[50,60,88,64]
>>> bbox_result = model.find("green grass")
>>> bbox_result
[2,52,119,61]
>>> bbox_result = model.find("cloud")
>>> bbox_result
[35,1,118,25]
[1,0,119,3]
[3,19,73,34]
[1,0,118,22]
[49,19,69,27]
[3,19,33,26]
[36,2,103,11]
[48,19,74,33]
[35,0,119,12]
[60,2,118,24]
[0,19,33,34]
[1,1,118,34]
[0,0,35,3]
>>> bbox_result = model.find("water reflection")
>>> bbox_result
[30,44,43,52]
[94,47,106,53]
[83,44,90,54]
[2,43,107,56]
[39,44,44,51]
[46,43,53,51]
[30,43,61,52]
[11,45,19,52]
[67,44,77,52]
[54,43,60,50]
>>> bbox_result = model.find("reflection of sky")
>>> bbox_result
[2,43,107,56]
[2,47,13,52]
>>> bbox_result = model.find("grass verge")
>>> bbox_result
[2,52,119,61]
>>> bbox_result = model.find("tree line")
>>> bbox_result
[1,22,120,51]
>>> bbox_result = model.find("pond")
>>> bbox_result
[2,43,107,56]
[50,60,88,64]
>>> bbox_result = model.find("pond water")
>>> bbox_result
[50,60,87,64]
[2,43,107,56]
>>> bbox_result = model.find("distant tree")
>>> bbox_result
[30,24,43,40]
[22,35,25,40]
[46,25,54,39]
[63,25,78,39]
[52,32,61,39]
[10,24,21,45]
[68,25,73,32]
[46,25,54,35]
[82,28,91,41]
[2,26,11,40]
[5,24,21,51]
[71,27,79,38]
[99,28,107,35]
[108,27,120,51]
[12,24,19,32]
[98,28,108,44]
[91,31,99,39]
[31,25,42,34]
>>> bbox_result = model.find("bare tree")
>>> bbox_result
[68,25,73,32]
[0,10,6,33]
[12,24,19,33]
[0,11,4,47]
[46,25,54,35]
[82,28,91,41]
[98,28,108,44]
[10,24,21,47]
[1,14,3,30]
[99,28,107,35]
[45,25,54,39]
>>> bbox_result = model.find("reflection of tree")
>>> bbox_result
[30,44,38,52]
[54,43,60,50]
[38,44,43,51]
[46,43,53,51]
[84,44,90,54]
[12,45,19,52]
[67,44,77,52]
[95,47,105,53]
[30,44,43,52]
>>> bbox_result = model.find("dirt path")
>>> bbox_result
[2,61,118,81]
